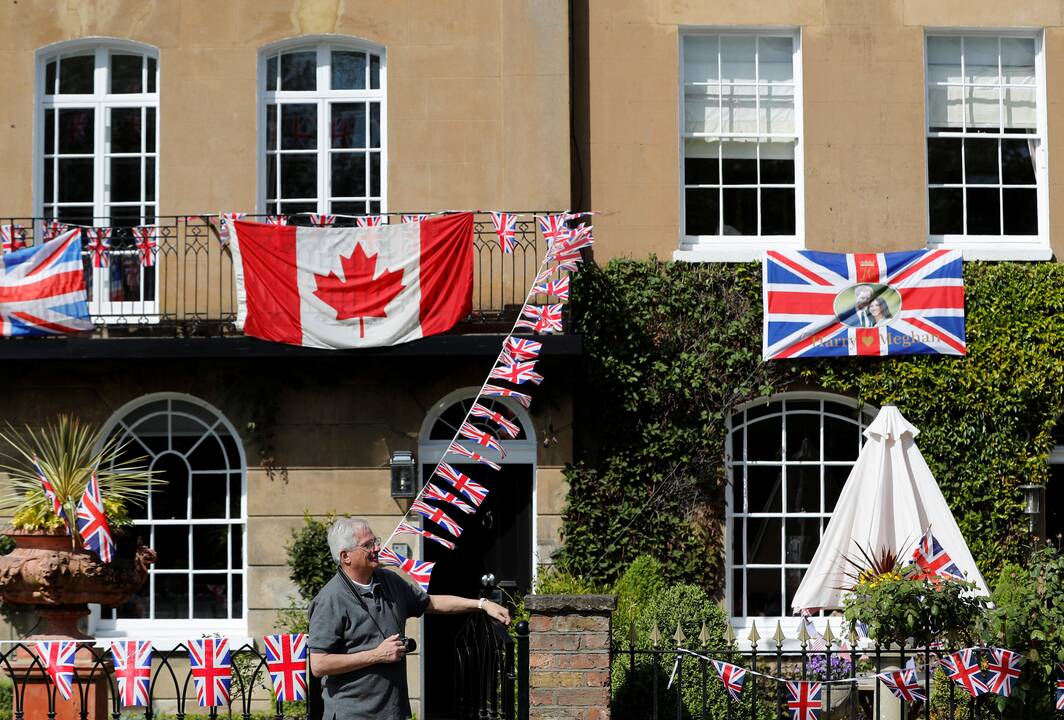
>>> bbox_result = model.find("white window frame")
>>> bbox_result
[924,29,1051,261]
[675,28,805,263]
[256,37,387,217]
[725,392,877,642]
[34,39,161,320]
[89,393,248,645]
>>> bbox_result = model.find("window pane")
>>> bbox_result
[929,188,963,234]
[786,466,820,513]
[281,104,317,150]
[231,574,243,618]
[370,153,380,196]
[824,466,851,513]
[746,466,783,513]
[59,55,94,94]
[230,473,242,518]
[45,60,57,95]
[266,105,278,151]
[1001,37,1035,84]
[57,159,94,202]
[193,525,229,570]
[1002,189,1037,235]
[927,85,963,131]
[685,139,719,184]
[331,103,366,148]
[370,103,381,148]
[721,142,757,184]
[965,86,1000,131]
[684,37,718,83]
[685,85,721,134]
[927,36,962,84]
[266,55,278,91]
[823,416,860,461]
[722,84,756,134]
[281,50,316,91]
[732,517,744,565]
[1001,140,1036,184]
[44,109,55,155]
[721,35,755,82]
[281,201,317,216]
[785,518,820,564]
[1003,86,1036,132]
[151,453,189,519]
[280,154,317,198]
[723,188,757,235]
[758,36,793,83]
[731,570,745,616]
[747,518,781,564]
[927,138,962,183]
[966,187,1000,234]
[44,160,54,203]
[759,142,794,184]
[146,157,155,201]
[154,575,190,619]
[760,188,795,235]
[370,54,381,89]
[746,416,782,461]
[964,139,998,184]
[685,188,718,236]
[111,108,143,153]
[193,574,229,618]
[146,108,156,153]
[154,526,189,569]
[331,50,367,90]
[191,476,227,518]
[331,201,366,216]
[147,57,157,93]
[746,570,781,615]
[110,54,143,94]
[331,153,367,198]
[759,85,794,134]
[110,157,141,201]
[964,36,1000,84]
[266,155,278,199]
[58,108,94,154]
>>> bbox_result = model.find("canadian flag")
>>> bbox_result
[228,213,473,348]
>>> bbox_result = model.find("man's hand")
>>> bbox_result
[482,600,511,625]
[376,633,406,663]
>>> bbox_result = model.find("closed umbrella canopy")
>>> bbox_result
[791,404,988,614]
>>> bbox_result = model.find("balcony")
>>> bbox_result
[1,213,574,356]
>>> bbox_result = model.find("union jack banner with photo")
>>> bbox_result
[435,463,489,506]
[489,360,543,386]
[402,214,428,224]
[458,422,506,456]
[75,471,115,563]
[470,402,521,438]
[188,637,232,707]
[711,660,746,701]
[309,213,335,227]
[533,275,570,302]
[762,249,965,359]
[86,227,112,268]
[482,384,532,408]
[34,641,78,700]
[111,640,153,707]
[941,649,988,697]
[447,440,502,470]
[395,520,456,550]
[132,227,158,267]
[217,213,247,245]
[1,224,27,254]
[515,304,563,334]
[490,211,517,253]
[982,648,1021,697]
[379,546,435,590]
[423,482,476,515]
[785,681,822,720]
[911,528,965,583]
[410,498,464,537]
[356,215,384,227]
[504,337,542,362]
[878,668,925,703]
[263,633,308,703]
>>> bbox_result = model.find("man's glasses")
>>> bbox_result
[355,538,382,552]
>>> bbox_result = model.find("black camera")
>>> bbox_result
[399,636,417,654]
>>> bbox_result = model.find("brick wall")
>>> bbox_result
[523,594,616,720]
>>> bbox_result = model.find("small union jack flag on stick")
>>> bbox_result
[911,527,965,583]
[711,660,746,701]
[111,641,153,707]
[1,224,27,254]
[395,521,456,550]
[410,498,464,537]
[504,337,542,362]
[549,248,585,272]
[309,214,335,227]
[132,226,157,267]
[42,220,68,242]
[458,422,506,456]
[482,384,532,408]
[941,649,988,697]
[402,214,428,224]
[34,641,78,700]
[76,471,115,563]
[878,668,925,703]
[188,637,232,707]
[263,633,308,703]
[537,214,570,247]
[490,360,543,386]
[550,224,594,255]
[217,212,246,245]
[265,215,289,226]
[435,463,489,506]
[470,403,520,439]
[356,215,384,227]
[379,546,435,590]
[533,275,570,302]
[490,211,518,253]
[423,482,476,515]
[447,440,502,470]
[515,304,563,334]
[33,457,68,529]
[86,228,111,268]
[785,681,822,720]
[981,648,1021,697]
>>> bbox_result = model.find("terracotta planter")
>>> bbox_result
[0,529,155,639]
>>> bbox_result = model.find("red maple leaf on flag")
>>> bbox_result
[313,244,405,338]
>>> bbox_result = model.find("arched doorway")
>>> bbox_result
[418,388,536,719]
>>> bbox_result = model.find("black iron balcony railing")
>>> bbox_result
[0,213,562,338]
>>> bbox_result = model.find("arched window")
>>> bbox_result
[727,393,876,619]
[94,394,246,635]
[419,388,536,465]
[259,39,385,218]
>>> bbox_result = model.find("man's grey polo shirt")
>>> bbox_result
[308,569,430,720]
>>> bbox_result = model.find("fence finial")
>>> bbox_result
[673,622,686,646]
[797,619,810,647]
[773,620,786,647]
[698,620,710,647]
[747,620,760,646]
[628,619,638,646]
[823,621,835,646]
[724,622,736,645]
[650,623,661,647]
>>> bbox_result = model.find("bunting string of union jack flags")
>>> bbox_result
[380,211,594,591]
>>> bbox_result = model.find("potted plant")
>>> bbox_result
[0,415,158,639]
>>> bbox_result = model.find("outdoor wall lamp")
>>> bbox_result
[390,450,417,499]
[1019,483,1046,539]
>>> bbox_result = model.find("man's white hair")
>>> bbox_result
[327,517,373,563]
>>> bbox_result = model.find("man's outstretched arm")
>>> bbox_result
[426,595,511,624]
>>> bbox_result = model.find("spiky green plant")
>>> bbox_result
[0,415,157,541]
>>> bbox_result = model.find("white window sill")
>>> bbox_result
[675,237,803,263]
[90,620,252,650]
[928,237,1053,261]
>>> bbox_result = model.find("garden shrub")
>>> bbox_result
[611,554,666,641]
[286,512,337,602]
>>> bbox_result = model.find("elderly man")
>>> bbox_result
[308,517,510,720]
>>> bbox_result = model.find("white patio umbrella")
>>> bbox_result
[791,404,989,614]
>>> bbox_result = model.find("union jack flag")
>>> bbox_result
[763,249,965,360]
[410,498,464,537]
[379,547,435,590]
[218,212,247,245]
[459,422,506,456]
[42,220,68,242]
[1056,664,1064,710]
[263,633,308,703]
[395,520,456,550]
[482,384,532,408]
[265,215,289,225]
[111,640,152,707]
[547,230,593,260]
[1,224,27,254]
[711,660,746,701]
[132,227,158,267]
[402,214,428,223]
[550,248,585,272]
[76,471,115,563]
[188,637,232,707]
[504,337,542,361]
[309,214,335,227]
[533,275,570,302]
[34,641,77,700]
[489,360,543,386]
[878,668,925,703]
[785,681,822,720]
[33,456,68,527]
[911,528,965,583]
[982,648,1021,697]
[356,215,384,227]
[423,482,476,514]
[515,304,563,334]
[470,402,520,438]
[490,211,517,253]
[941,649,988,698]
[86,227,111,268]
[447,440,502,470]
[435,463,489,506]
[537,214,570,247]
